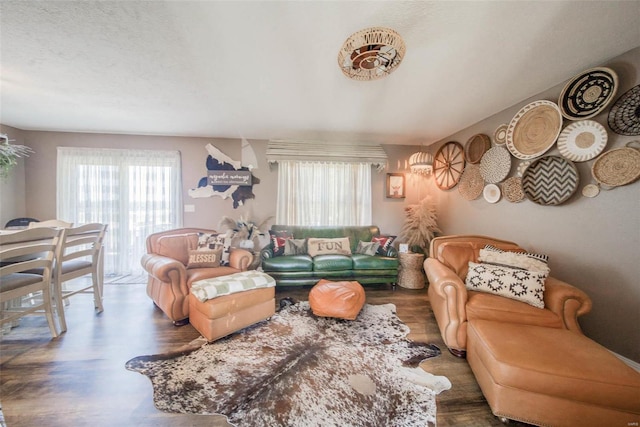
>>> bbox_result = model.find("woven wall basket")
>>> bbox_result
[506,100,563,160]
[591,142,640,188]
[458,164,484,200]
[502,176,525,203]
[464,134,491,164]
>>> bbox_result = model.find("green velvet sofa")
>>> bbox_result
[260,225,398,287]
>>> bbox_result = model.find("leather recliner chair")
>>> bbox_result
[424,234,592,357]
[141,228,253,325]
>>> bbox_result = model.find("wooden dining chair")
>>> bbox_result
[52,223,108,332]
[0,227,65,338]
[28,219,73,229]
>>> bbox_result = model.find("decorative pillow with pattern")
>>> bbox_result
[186,247,223,269]
[197,231,233,265]
[372,235,396,256]
[356,240,380,256]
[269,230,291,257]
[307,237,352,257]
[284,238,307,256]
[465,261,547,308]
[479,245,549,274]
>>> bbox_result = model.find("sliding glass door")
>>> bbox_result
[57,147,182,275]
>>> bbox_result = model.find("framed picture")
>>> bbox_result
[386,173,405,198]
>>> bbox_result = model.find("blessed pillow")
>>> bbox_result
[284,238,307,256]
[307,237,352,257]
[356,240,380,256]
[465,261,547,308]
[372,235,396,256]
[186,247,223,269]
[479,245,549,274]
[269,230,291,257]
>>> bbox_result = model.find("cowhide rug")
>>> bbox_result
[126,301,451,427]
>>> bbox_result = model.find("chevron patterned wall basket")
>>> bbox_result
[521,156,580,205]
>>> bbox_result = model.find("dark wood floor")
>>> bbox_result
[0,281,531,427]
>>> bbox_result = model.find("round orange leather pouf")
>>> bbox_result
[308,279,366,321]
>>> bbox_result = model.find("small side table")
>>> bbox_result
[398,252,426,289]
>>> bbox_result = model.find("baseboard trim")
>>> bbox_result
[611,351,640,372]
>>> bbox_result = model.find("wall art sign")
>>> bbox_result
[386,173,405,198]
[207,170,252,186]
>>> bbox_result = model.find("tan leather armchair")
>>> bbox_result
[141,228,253,325]
[425,235,592,356]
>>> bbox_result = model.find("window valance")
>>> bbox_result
[266,140,388,170]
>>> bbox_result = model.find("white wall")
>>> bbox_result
[429,46,640,361]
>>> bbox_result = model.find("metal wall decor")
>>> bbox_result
[338,27,406,81]
[558,67,618,120]
[433,141,465,190]
[607,84,640,136]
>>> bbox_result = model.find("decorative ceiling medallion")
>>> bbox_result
[608,84,640,136]
[558,67,618,120]
[338,27,406,81]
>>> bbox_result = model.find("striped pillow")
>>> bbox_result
[479,245,549,274]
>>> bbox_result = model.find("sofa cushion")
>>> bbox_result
[307,237,352,257]
[466,261,547,308]
[197,231,234,265]
[352,254,399,270]
[269,229,291,256]
[356,240,380,255]
[313,254,353,271]
[372,235,396,256]
[284,238,307,256]
[479,245,549,274]
[262,255,313,272]
[466,291,563,328]
[186,248,222,269]
[156,233,198,265]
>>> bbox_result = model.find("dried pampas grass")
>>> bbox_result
[400,196,440,252]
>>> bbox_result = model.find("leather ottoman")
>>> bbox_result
[467,319,640,427]
[308,279,365,320]
[189,287,275,342]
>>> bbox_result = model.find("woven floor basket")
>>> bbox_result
[398,252,426,289]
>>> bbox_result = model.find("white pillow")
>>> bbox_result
[478,245,550,274]
[465,261,547,308]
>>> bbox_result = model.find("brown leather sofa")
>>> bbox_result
[424,235,592,357]
[141,228,253,325]
[426,235,640,426]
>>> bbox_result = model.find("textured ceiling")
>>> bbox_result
[1,1,639,145]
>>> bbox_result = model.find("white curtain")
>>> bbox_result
[57,147,183,275]
[276,161,372,226]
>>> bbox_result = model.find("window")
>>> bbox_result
[276,161,371,226]
[57,147,182,275]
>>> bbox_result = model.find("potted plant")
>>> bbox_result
[399,196,440,255]
[0,134,33,180]
[218,214,273,250]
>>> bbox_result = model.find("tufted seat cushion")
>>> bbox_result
[308,279,365,321]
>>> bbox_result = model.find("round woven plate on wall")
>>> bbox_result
[557,120,608,162]
[464,134,491,164]
[458,164,484,200]
[483,184,501,203]
[608,84,640,136]
[591,143,640,187]
[494,124,508,145]
[506,100,563,160]
[558,67,618,120]
[522,156,579,206]
[479,146,512,184]
[502,176,525,203]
